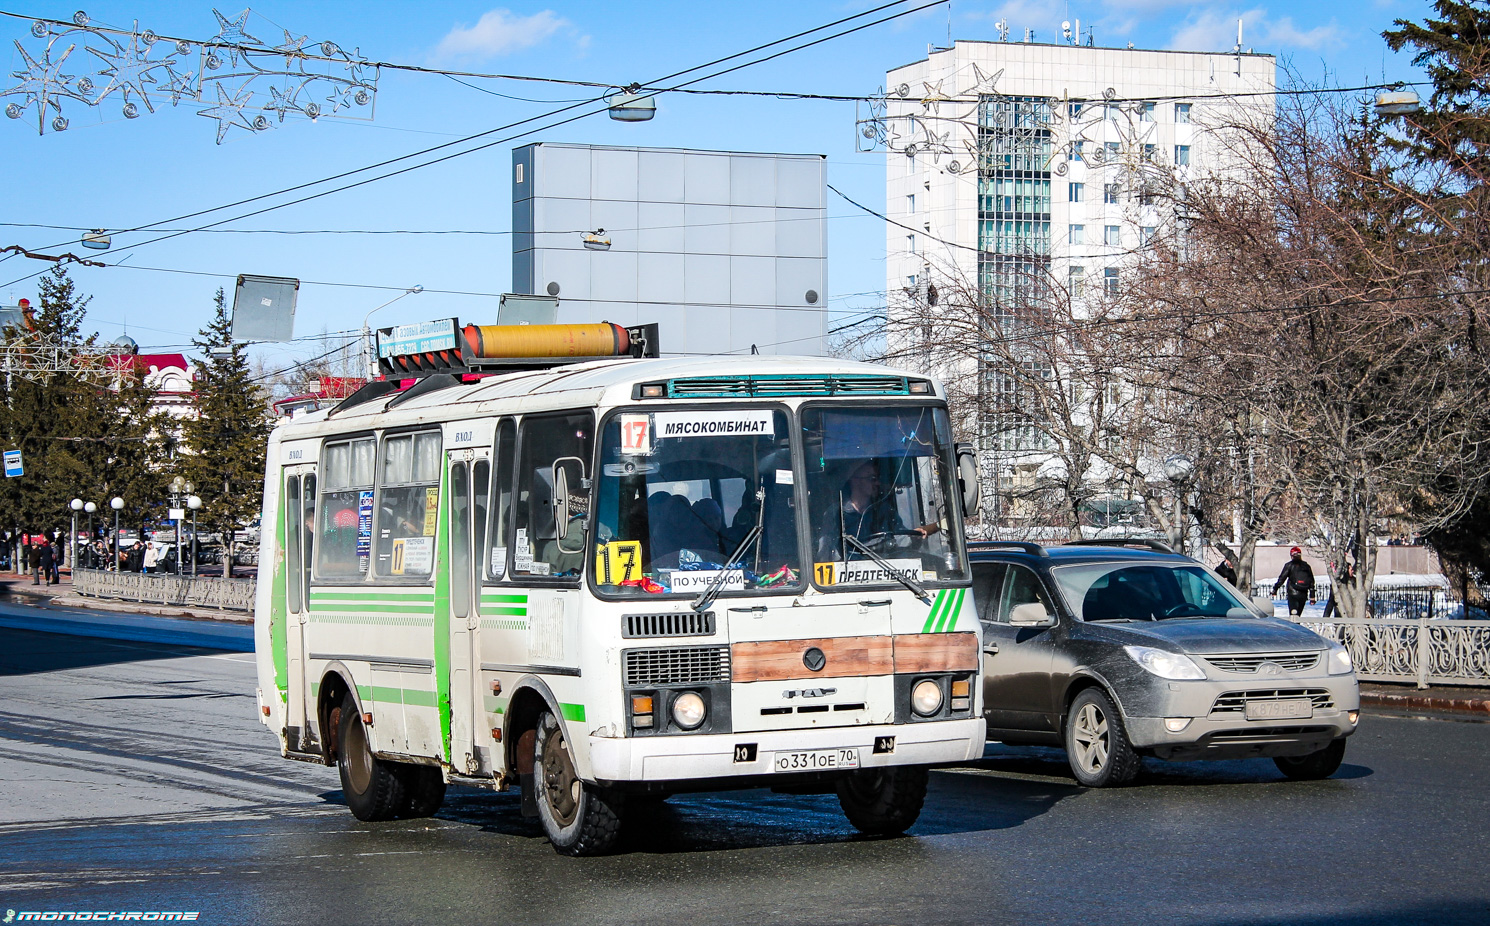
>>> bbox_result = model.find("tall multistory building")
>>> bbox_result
[881,38,1274,524]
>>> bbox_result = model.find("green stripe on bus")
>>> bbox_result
[921,589,950,633]
[484,695,509,714]
[309,614,434,627]
[311,593,435,603]
[355,684,438,708]
[561,703,586,723]
[481,606,527,617]
[480,593,529,604]
[480,619,528,631]
[939,587,966,632]
[310,604,436,614]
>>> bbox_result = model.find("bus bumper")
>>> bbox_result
[587,718,985,783]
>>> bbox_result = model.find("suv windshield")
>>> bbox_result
[801,405,967,588]
[1051,562,1250,621]
[593,407,801,597]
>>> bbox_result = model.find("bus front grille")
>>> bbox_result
[623,611,716,638]
[624,646,731,686]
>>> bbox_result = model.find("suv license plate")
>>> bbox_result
[1245,699,1313,720]
[773,748,860,772]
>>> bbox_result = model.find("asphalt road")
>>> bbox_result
[0,618,1487,926]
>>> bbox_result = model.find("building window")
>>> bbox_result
[1104,267,1119,295]
[907,234,915,255]
[1139,102,1155,122]
[907,193,916,213]
[907,274,917,289]
[1176,103,1191,124]
[1106,103,1120,121]
[1104,183,1119,204]
[1140,226,1156,246]
[1069,224,1085,245]
[1069,100,1085,119]
[1071,140,1085,162]
[1143,143,1156,162]
[1175,145,1191,166]
[1105,225,1121,247]
[1069,181,1084,202]
[1068,265,1085,297]
[1105,141,1121,161]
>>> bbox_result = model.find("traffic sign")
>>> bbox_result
[3,449,22,478]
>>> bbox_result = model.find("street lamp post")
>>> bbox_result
[84,501,96,566]
[69,498,83,577]
[110,497,123,571]
[1162,455,1195,557]
[361,285,423,380]
[168,476,194,576]
[187,495,202,577]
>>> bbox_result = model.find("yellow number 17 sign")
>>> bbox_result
[595,541,643,585]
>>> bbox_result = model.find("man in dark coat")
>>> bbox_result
[26,540,39,585]
[1272,546,1316,617]
[1215,558,1238,587]
[37,540,56,586]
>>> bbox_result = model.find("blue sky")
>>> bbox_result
[0,0,1435,375]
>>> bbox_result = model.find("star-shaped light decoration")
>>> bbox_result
[86,24,177,117]
[921,128,952,163]
[920,79,951,115]
[274,29,309,65]
[197,79,258,143]
[206,9,262,69]
[4,37,80,133]
[967,63,1003,98]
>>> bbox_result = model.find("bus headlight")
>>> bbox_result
[671,691,706,730]
[911,679,944,716]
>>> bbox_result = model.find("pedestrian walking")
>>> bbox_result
[1272,546,1316,617]
[142,542,159,574]
[37,540,57,586]
[126,540,145,573]
[26,539,40,585]
[1215,558,1238,587]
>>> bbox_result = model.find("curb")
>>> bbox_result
[48,594,251,623]
[1361,692,1490,716]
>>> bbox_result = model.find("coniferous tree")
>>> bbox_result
[180,289,272,576]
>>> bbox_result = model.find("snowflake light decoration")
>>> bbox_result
[2,8,379,143]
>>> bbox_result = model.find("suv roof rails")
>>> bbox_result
[968,540,1049,557]
[1064,539,1176,554]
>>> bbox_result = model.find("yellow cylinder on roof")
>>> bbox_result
[462,322,630,358]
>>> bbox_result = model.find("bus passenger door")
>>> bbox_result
[446,451,486,774]
[282,468,315,750]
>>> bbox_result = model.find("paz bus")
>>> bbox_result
[253,319,984,855]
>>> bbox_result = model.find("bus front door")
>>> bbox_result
[281,468,315,751]
[446,451,487,775]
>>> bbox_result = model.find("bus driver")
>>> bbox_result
[818,459,939,561]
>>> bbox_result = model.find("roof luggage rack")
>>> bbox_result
[1064,539,1177,554]
[967,540,1050,557]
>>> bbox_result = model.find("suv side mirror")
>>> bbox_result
[955,442,980,518]
[1009,601,1055,627]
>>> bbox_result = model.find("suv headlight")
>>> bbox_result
[1326,643,1354,675]
[1124,645,1205,680]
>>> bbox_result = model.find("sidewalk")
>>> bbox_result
[1359,682,1490,717]
[0,569,249,622]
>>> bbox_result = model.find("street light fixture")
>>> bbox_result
[360,285,424,381]
[84,501,97,567]
[168,476,194,575]
[187,495,202,577]
[1162,455,1195,556]
[69,498,83,576]
[110,496,123,571]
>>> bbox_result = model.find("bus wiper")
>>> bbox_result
[691,523,762,614]
[842,533,932,605]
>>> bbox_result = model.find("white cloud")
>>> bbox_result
[433,9,568,60]
[1167,7,1340,53]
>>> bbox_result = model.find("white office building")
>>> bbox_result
[881,39,1274,520]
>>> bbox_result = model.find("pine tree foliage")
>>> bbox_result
[180,289,272,557]
[0,266,171,536]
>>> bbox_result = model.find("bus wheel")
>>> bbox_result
[835,766,928,836]
[337,695,406,821]
[533,710,622,855]
[398,764,447,818]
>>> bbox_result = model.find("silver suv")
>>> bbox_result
[971,540,1360,787]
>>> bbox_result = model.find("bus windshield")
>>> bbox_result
[593,407,802,597]
[802,404,967,587]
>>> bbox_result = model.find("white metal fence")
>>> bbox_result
[1291,616,1490,689]
[73,567,256,612]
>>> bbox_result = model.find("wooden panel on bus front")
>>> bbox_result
[892,632,979,674]
[731,636,892,682]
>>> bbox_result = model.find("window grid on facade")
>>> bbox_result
[1175,144,1191,166]
[1105,225,1121,247]
[1104,267,1119,295]
[1068,265,1085,297]
[1068,181,1084,202]
[1176,102,1191,123]
[1140,226,1156,246]
[1069,224,1084,245]
[1139,102,1155,122]
[1104,183,1119,204]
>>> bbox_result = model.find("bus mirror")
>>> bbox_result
[553,457,589,554]
[955,443,980,517]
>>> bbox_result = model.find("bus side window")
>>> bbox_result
[318,438,375,578]
[513,412,593,579]
[302,474,316,599]
[486,419,515,581]
[376,431,442,578]
[285,475,302,612]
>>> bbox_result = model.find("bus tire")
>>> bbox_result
[835,765,928,836]
[533,709,622,856]
[336,695,406,821]
[398,763,447,817]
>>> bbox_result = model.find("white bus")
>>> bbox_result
[254,328,983,855]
